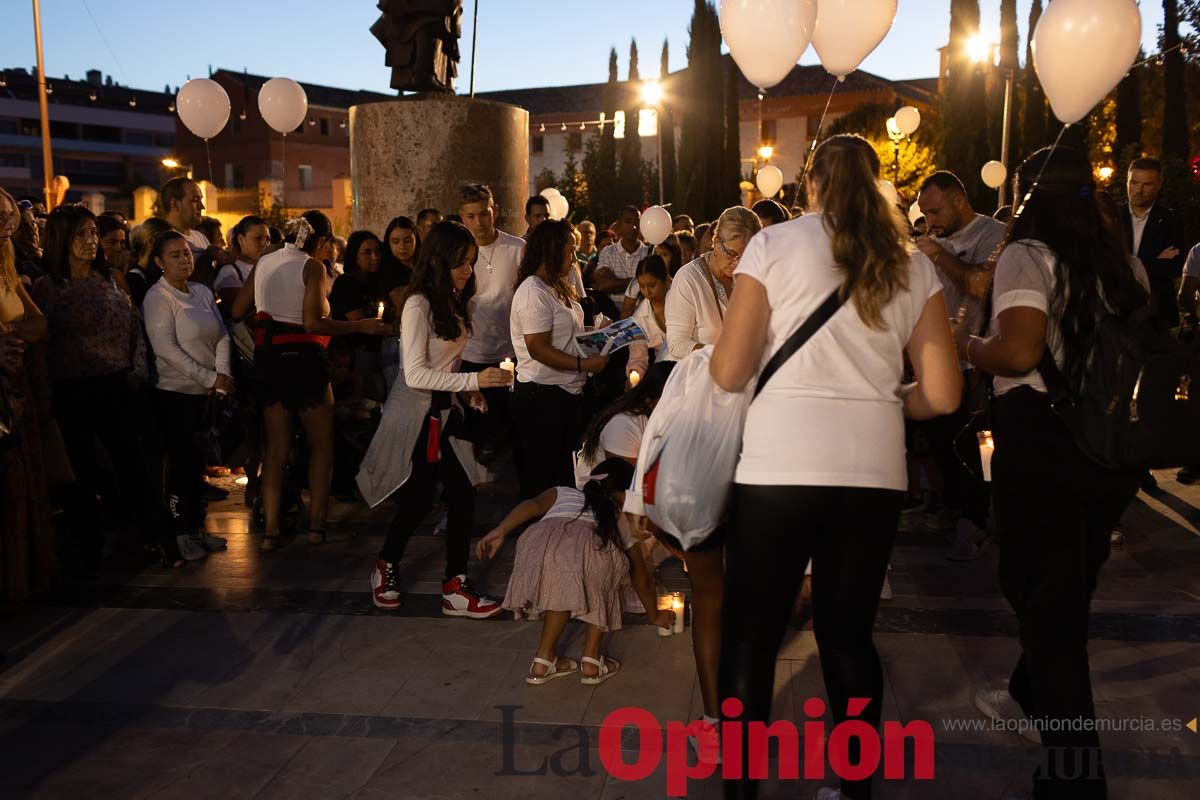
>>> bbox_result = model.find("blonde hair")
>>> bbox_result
[808,134,909,330]
[712,206,762,249]
[0,188,18,293]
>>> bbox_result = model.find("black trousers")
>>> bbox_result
[993,387,1139,799]
[380,415,475,580]
[53,371,152,550]
[720,484,903,800]
[509,382,583,500]
[926,369,990,527]
[1149,279,1178,330]
[460,359,512,452]
[154,390,207,534]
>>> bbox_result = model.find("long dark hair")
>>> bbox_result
[382,215,420,269]
[1008,147,1149,394]
[809,134,909,329]
[654,233,683,276]
[44,204,108,284]
[516,219,575,300]
[230,215,268,257]
[579,458,636,553]
[343,230,383,276]
[580,361,675,462]
[402,221,477,341]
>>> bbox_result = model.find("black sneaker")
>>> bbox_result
[1177,466,1200,485]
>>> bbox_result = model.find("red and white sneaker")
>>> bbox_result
[371,559,403,610]
[689,719,722,766]
[441,574,503,619]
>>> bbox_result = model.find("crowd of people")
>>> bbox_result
[2,135,1198,799]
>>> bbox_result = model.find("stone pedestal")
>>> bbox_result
[349,96,529,236]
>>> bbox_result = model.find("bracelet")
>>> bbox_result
[966,336,978,367]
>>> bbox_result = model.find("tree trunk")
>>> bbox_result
[1163,0,1189,160]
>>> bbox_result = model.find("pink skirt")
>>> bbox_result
[503,517,632,632]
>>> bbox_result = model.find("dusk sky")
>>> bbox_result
[2,1,1172,96]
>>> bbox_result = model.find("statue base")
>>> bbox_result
[349,96,529,236]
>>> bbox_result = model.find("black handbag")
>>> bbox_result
[195,393,244,466]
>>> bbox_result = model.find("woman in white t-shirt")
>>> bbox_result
[664,206,761,359]
[577,360,675,483]
[510,220,609,499]
[477,459,672,684]
[625,255,672,380]
[958,148,1147,798]
[214,215,270,312]
[710,135,961,800]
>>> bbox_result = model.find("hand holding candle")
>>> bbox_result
[629,370,641,388]
[500,358,516,391]
[377,301,386,319]
[977,431,994,482]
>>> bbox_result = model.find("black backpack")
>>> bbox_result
[1039,304,1200,471]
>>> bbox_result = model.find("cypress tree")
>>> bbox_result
[659,38,677,206]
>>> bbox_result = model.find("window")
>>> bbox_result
[319,118,329,136]
[806,115,823,139]
[531,135,544,154]
[0,119,17,135]
[298,165,313,191]
[567,131,582,151]
[155,133,176,147]
[82,124,121,143]
[0,153,25,168]
[761,119,777,146]
[638,108,658,137]
[123,131,154,146]
[224,163,235,188]
[613,110,626,140]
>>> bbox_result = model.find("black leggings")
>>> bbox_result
[154,390,207,534]
[510,382,583,500]
[720,484,903,800]
[993,387,1139,798]
[380,415,476,580]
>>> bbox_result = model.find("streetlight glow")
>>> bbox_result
[641,79,663,107]
[1097,166,1115,182]
[757,144,774,161]
[967,34,993,65]
[161,158,181,169]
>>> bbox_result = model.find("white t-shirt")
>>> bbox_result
[598,241,651,304]
[989,241,1062,397]
[463,231,524,364]
[933,214,1006,349]
[183,228,211,255]
[143,280,231,395]
[213,260,252,293]
[665,257,726,359]
[734,213,944,491]
[575,412,646,488]
[543,487,638,550]
[510,276,586,394]
[399,294,479,393]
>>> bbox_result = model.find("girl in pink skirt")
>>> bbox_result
[477,458,674,684]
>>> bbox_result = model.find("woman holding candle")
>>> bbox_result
[957,147,1147,799]
[577,360,675,478]
[509,220,608,500]
[477,458,674,684]
[329,231,387,399]
[665,207,761,359]
[710,134,962,800]
[358,221,513,614]
[625,255,673,381]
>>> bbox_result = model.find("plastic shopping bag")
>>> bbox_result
[629,346,752,551]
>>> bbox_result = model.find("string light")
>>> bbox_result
[128,96,137,108]
[239,109,247,121]
[560,122,567,131]
[90,91,98,102]
[539,123,545,132]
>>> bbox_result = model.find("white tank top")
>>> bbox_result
[254,244,309,325]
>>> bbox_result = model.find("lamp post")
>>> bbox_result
[886,116,903,186]
[968,34,1015,208]
[32,0,54,211]
[161,158,194,180]
[641,79,665,205]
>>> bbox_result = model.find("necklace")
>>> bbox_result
[704,253,730,308]
[478,245,495,273]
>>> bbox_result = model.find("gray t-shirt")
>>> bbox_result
[1183,243,1200,279]
[934,214,1007,339]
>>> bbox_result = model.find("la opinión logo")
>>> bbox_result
[498,697,936,797]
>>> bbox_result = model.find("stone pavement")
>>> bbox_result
[1,464,1199,800]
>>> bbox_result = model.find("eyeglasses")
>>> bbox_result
[717,239,743,263]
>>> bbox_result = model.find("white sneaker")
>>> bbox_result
[974,687,1041,744]
[815,788,843,800]
[688,719,721,765]
[176,534,207,561]
[879,575,894,601]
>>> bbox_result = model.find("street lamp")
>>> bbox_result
[968,31,1016,208]
[967,34,993,65]
[641,79,665,205]
[162,158,194,179]
[886,117,904,185]
[757,144,774,161]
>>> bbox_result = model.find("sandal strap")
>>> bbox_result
[531,657,556,670]
[580,656,607,673]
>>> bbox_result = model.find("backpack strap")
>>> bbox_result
[754,289,844,398]
[1036,346,1075,414]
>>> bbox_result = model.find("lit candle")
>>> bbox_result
[657,595,673,636]
[671,592,685,634]
[377,301,385,319]
[629,370,641,388]
[500,358,516,392]
[977,431,994,482]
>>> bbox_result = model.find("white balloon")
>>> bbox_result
[1033,0,1141,124]
[549,194,570,221]
[540,187,562,200]
[258,77,309,134]
[981,160,1008,190]
[908,202,924,226]
[176,78,230,140]
[894,106,921,136]
[719,0,818,90]
[756,165,784,198]
[812,0,897,78]
[879,180,900,207]
[641,206,672,246]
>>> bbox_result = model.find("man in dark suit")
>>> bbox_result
[1120,157,1187,327]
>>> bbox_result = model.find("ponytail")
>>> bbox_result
[577,458,635,553]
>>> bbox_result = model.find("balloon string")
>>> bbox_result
[281,133,287,211]
[1012,123,1069,220]
[205,139,214,184]
[795,77,839,203]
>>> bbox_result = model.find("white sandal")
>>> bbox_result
[580,655,621,685]
[526,656,579,685]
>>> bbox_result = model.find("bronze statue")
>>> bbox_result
[371,0,464,94]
